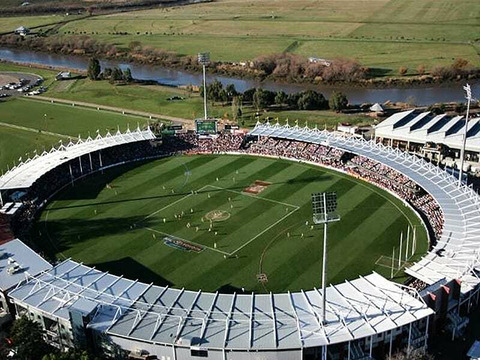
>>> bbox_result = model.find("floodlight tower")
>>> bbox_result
[458,84,472,187]
[312,192,340,324]
[198,52,210,120]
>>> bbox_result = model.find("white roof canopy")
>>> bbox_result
[250,122,480,294]
[9,260,432,350]
[0,128,155,190]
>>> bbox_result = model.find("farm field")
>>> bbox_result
[33,154,428,293]
[0,14,72,33]
[44,0,480,73]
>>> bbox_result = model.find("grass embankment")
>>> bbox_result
[0,62,370,127]
[45,77,370,127]
[0,62,372,171]
[36,0,480,75]
[0,97,154,171]
[34,154,428,292]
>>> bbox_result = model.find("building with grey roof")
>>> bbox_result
[8,259,432,359]
[374,110,480,172]
[0,239,51,328]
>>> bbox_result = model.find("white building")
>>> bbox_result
[374,110,480,171]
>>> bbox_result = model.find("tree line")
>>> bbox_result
[87,58,132,84]
[201,80,349,112]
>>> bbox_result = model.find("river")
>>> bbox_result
[1,47,477,105]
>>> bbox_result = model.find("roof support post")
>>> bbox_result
[389,330,393,358]
[424,316,430,350]
[407,322,412,356]
[369,335,373,357]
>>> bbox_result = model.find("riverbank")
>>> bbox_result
[0,61,372,130]
[1,48,478,105]
[1,35,479,91]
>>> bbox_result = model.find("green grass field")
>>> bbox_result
[33,154,428,293]
[33,0,480,73]
[0,125,62,171]
[0,75,371,173]
[0,97,155,171]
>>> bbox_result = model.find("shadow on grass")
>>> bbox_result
[216,284,246,294]
[55,161,153,201]
[92,257,173,287]
[37,215,156,257]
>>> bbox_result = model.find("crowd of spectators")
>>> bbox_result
[4,132,444,248]
[10,139,171,239]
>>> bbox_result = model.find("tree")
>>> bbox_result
[123,68,132,83]
[398,66,408,76]
[242,88,256,103]
[427,103,446,115]
[297,90,328,110]
[42,349,100,360]
[102,67,112,79]
[274,91,288,106]
[253,89,275,110]
[328,91,348,112]
[109,67,124,84]
[128,40,142,51]
[286,92,301,108]
[232,96,242,121]
[87,57,101,81]
[417,65,425,75]
[454,102,466,114]
[452,57,469,70]
[207,80,224,103]
[389,348,434,360]
[10,317,51,360]
[225,84,238,102]
[253,88,268,110]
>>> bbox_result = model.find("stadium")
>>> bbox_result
[0,117,479,360]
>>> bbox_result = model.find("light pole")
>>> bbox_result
[198,52,210,120]
[312,192,340,324]
[458,84,472,187]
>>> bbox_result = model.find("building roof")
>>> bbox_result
[8,259,432,350]
[0,239,51,291]
[370,103,384,112]
[0,128,155,190]
[375,110,480,152]
[250,122,480,294]
[468,341,480,359]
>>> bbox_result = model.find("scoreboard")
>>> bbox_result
[195,119,218,135]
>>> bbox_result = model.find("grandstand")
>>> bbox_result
[374,110,480,173]
[0,121,478,359]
